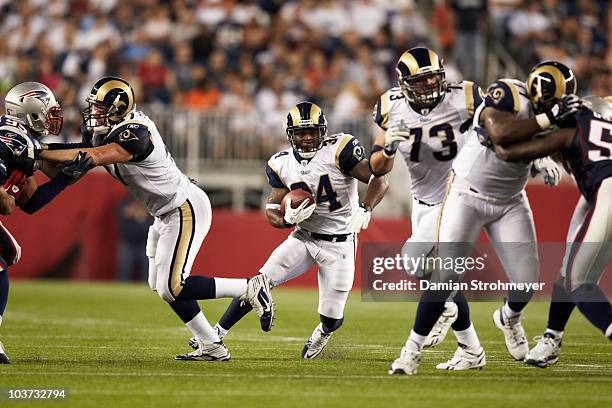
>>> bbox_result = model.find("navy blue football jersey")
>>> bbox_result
[0,115,38,177]
[563,107,612,203]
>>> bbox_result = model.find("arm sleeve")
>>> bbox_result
[265,162,285,188]
[336,136,366,174]
[20,172,71,214]
[105,123,154,161]
[484,80,519,113]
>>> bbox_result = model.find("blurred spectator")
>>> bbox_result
[451,0,488,83]
[0,0,606,162]
[116,195,152,282]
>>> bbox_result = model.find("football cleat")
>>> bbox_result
[188,324,226,350]
[525,333,561,368]
[175,339,230,361]
[436,343,486,370]
[0,341,10,364]
[424,302,458,348]
[493,307,529,360]
[243,274,275,332]
[389,340,421,375]
[301,323,332,359]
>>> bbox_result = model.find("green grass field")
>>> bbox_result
[0,281,610,407]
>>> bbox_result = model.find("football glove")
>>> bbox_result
[384,120,411,157]
[347,203,372,233]
[531,157,561,187]
[2,170,28,198]
[538,94,581,129]
[60,151,95,184]
[283,198,316,226]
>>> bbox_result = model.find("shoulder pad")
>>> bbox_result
[484,79,522,113]
[373,88,404,130]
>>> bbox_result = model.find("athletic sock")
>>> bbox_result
[0,269,8,317]
[214,278,248,298]
[451,291,471,331]
[503,301,522,319]
[169,299,200,323]
[572,284,612,335]
[413,289,450,336]
[185,311,220,343]
[454,323,481,349]
[546,283,575,332]
[407,330,427,350]
[218,297,253,330]
[175,276,216,300]
[506,289,533,314]
[544,329,564,339]
[215,323,229,338]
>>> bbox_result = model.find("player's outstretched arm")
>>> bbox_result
[38,143,132,166]
[494,127,574,162]
[265,187,292,228]
[481,107,544,147]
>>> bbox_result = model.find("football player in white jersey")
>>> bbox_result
[203,101,388,359]
[386,61,578,375]
[37,77,274,361]
[369,47,487,372]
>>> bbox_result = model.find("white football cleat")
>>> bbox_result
[0,341,10,364]
[301,323,332,359]
[243,274,275,332]
[436,343,486,370]
[175,339,230,361]
[493,307,529,360]
[389,340,421,375]
[188,324,226,350]
[424,302,458,348]
[525,333,561,368]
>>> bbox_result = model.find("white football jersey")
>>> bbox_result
[265,133,365,235]
[374,81,482,204]
[100,110,191,216]
[453,79,533,199]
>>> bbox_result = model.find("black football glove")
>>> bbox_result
[60,151,95,184]
[545,94,581,125]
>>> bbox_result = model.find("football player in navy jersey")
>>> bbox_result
[495,95,612,360]
[0,82,92,364]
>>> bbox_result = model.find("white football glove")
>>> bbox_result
[531,157,562,186]
[384,120,412,156]
[348,203,372,233]
[283,198,316,225]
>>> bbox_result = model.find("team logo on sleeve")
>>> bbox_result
[0,132,28,156]
[353,145,364,161]
[119,129,139,142]
[487,86,505,104]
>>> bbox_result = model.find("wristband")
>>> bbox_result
[382,149,395,159]
[265,203,281,211]
[535,113,551,130]
[360,202,372,212]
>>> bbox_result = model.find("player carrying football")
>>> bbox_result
[494,94,612,362]
[36,76,274,361]
[0,82,90,364]
[198,101,388,359]
[385,60,577,375]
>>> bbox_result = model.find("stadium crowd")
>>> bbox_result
[0,0,608,152]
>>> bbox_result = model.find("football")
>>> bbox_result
[280,189,315,216]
